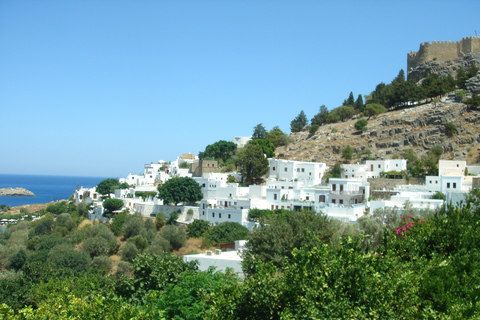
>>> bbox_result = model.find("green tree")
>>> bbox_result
[198,140,237,163]
[464,94,480,109]
[103,198,124,213]
[309,124,319,136]
[247,139,275,158]
[111,211,128,236]
[354,119,368,132]
[311,105,329,126]
[290,110,308,133]
[236,142,269,185]
[364,103,386,119]
[444,122,458,137]
[159,225,187,251]
[157,177,203,206]
[242,210,332,275]
[252,123,267,139]
[96,178,121,196]
[203,222,250,246]
[354,94,365,112]
[266,126,289,147]
[341,145,354,162]
[186,219,211,238]
[431,191,446,201]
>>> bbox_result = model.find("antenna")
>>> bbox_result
[475,30,478,37]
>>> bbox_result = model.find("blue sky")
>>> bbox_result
[1,0,478,177]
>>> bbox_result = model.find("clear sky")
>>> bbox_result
[1,0,478,177]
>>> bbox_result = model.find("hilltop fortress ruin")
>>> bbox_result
[407,36,480,71]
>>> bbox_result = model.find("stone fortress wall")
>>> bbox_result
[407,36,480,71]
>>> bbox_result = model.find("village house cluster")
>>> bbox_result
[74,138,480,231]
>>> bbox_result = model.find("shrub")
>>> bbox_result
[309,124,319,136]
[121,242,139,262]
[354,119,368,131]
[91,255,112,273]
[203,222,250,247]
[159,225,187,251]
[186,219,211,238]
[444,122,458,137]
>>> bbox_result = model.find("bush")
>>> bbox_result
[354,119,368,131]
[121,214,146,240]
[309,124,319,136]
[91,255,112,273]
[186,219,211,238]
[203,222,250,247]
[444,122,458,137]
[127,235,149,252]
[116,260,133,276]
[159,225,187,251]
[121,242,139,262]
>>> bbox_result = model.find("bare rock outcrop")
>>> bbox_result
[0,187,35,197]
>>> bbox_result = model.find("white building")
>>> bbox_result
[342,159,407,179]
[183,240,247,275]
[268,159,326,186]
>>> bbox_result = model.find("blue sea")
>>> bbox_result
[0,174,106,207]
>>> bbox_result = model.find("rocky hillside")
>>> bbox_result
[276,97,480,167]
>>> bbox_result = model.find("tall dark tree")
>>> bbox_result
[248,139,275,158]
[290,110,308,133]
[354,94,365,112]
[311,105,329,126]
[236,142,269,185]
[392,69,405,84]
[252,123,267,139]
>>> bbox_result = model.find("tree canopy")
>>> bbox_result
[290,110,308,133]
[252,123,267,139]
[236,142,269,185]
[96,178,129,195]
[198,140,237,163]
[157,177,203,205]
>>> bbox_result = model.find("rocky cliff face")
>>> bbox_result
[408,52,480,88]
[0,188,35,197]
[276,99,480,167]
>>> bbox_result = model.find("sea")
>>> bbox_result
[0,174,106,208]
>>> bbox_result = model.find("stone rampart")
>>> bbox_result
[407,37,480,71]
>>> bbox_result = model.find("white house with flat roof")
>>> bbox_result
[268,159,326,186]
[342,159,407,179]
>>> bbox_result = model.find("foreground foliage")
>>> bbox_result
[2,191,480,318]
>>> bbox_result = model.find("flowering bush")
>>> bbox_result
[395,214,425,238]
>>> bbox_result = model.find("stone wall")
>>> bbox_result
[368,177,425,200]
[407,37,480,71]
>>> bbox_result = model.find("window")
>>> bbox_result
[301,168,305,172]
[219,213,222,219]
[332,184,336,191]
[332,199,336,204]
[212,212,215,218]
[272,167,276,171]
[378,164,381,168]
[436,181,438,184]
[453,183,457,188]
[274,194,277,200]
[447,183,451,188]
[306,196,309,200]
[339,199,343,205]
[284,168,287,172]
[228,214,231,219]
[297,168,300,172]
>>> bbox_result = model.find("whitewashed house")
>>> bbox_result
[342,159,407,179]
